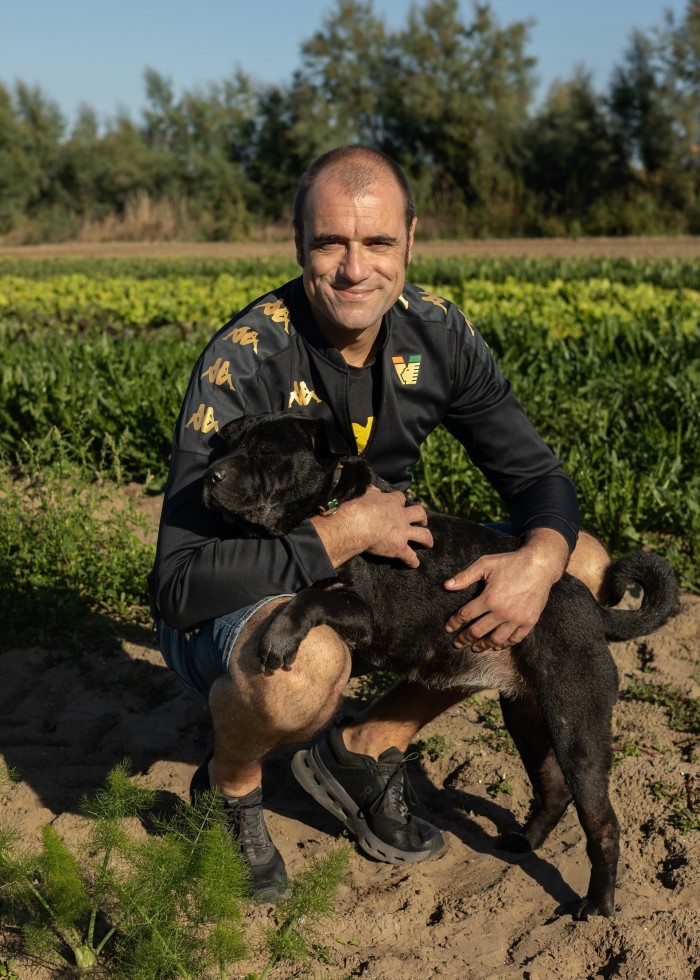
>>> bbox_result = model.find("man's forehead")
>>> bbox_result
[304,175,405,231]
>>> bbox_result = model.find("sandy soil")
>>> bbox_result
[1,492,698,979]
[2,236,700,261]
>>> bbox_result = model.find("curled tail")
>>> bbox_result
[599,551,680,642]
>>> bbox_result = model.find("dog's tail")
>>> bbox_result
[598,551,680,642]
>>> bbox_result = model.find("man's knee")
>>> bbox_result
[568,531,610,602]
[216,602,351,735]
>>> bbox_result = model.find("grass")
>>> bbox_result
[0,432,154,650]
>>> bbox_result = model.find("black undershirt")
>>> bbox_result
[346,361,379,454]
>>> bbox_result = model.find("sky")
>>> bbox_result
[0,0,688,127]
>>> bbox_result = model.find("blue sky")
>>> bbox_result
[1,0,686,126]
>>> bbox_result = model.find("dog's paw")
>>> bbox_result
[572,895,615,920]
[258,618,302,672]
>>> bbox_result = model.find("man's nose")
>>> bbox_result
[339,243,370,282]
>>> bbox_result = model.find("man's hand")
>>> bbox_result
[311,485,433,569]
[443,528,569,652]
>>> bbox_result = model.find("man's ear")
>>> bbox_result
[406,216,417,267]
[294,226,304,267]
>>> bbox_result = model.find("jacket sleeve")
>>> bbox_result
[149,314,336,630]
[442,310,580,551]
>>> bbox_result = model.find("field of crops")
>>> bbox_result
[1,254,699,978]
[0,254,698,646]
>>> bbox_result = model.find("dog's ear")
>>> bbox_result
[218,417,249,448]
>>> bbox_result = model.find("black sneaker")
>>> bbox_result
[190,757,288,903]
[291,725,445,865]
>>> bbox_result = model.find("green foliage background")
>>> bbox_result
[1,0,700,242]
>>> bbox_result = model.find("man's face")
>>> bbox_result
[296,174,416,352]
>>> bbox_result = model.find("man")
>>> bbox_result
[150,146,608,901]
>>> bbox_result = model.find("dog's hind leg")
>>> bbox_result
[534,654,620,919]
[496,689,573,853]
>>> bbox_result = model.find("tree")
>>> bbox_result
[522,71,627,232]
[0,83,64,232]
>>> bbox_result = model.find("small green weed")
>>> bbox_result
[411,733,454,762]
[466,696,518,756]
[622,681,700,735]
[650,776,700,833]
[350,669,398,705]
[612,740,643,767]
[487,773,514,798]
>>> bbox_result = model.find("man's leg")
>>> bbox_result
[190,597,351,902]
[208,598,352,794]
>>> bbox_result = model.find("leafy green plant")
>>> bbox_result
[612,739,643,767]
[465,696,518,756]
[0,761,160,971]
[487,773,514,798]
[253,845,352,980]
[0,761,353,978]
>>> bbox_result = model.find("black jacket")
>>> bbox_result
[150,277,579,630]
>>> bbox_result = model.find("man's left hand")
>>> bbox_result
[443,529,569,652]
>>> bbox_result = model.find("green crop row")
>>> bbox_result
[2,255,700,288]
[2,273,698,339]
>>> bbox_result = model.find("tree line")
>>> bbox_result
[1,0,699,242]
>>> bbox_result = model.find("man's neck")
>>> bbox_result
[318,322,382,368]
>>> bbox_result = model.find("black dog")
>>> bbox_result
[203,411,680,919]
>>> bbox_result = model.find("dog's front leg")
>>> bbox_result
[258,587,372,672]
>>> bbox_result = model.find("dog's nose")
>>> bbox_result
[207,468,226,485]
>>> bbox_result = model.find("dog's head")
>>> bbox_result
[203,412,372,536]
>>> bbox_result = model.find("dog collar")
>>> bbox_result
[318,462,344,516]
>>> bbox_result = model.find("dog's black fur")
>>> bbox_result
[203,412,680,919]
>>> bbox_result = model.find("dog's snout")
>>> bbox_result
[207,468,226,485]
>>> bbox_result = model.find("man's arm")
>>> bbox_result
[311,485,433,569]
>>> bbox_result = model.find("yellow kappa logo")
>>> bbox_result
[460,310,475,336]
[254,299,291,333]
[185,403,220,433]
[223,325,259,353]
[288,382,322,407]
[201,357,235,390]
[420,291,448,313]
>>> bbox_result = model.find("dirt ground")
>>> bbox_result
[1,486,698,979]
[2,235,700,261]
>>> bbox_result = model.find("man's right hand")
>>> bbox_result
[310,485,433,569]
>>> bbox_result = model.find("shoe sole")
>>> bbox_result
[291,746,446,865]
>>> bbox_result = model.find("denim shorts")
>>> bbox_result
[156,595,294,704]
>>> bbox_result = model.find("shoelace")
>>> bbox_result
[369,751,420,821]
[224,798,272,856]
